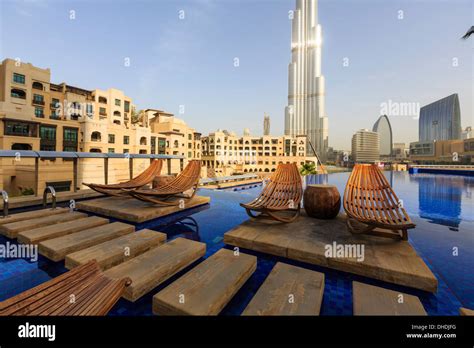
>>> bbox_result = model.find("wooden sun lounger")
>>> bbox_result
[343,164,415,240]
[0,260,130,316]
[240,163,303,223]
[125,160,201,206]
[83,159,163,196]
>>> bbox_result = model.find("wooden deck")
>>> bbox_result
[242,262,325,316]
[76,195,211,223]
[65,229,167,270]
[0,211,87,239]
[460,307,474,316]
[39,222,135,261]
[224,212,438,293]
[105,238,206,302]
[352,281,427,315]
[0,207,69,226]
[153,249,256,315]
[17,216,109,244]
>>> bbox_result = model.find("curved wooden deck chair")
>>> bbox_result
[83,159,163,196]
[0,260,131,316]
[343,164,415,240]
[240,163,303,223]
[125,160,201,206]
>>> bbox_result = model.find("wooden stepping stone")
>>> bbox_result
[153,248,257,315]
[38,222,135,262]
[0,207,69,226]
[65,229,167,270]
[0,211,87,239]
[17,216,109,245]
[242,262,325,316]
[353,281,427,315]
[105,238,206,302]
[460,307,474,316]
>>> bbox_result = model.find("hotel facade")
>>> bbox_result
[201,130,310,175]
[0,58,200,195]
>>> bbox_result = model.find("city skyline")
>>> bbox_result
[0,0,472,150]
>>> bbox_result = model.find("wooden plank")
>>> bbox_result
[352,281,427,315]
[65,229,167,270]
[224,213,438,293]
[0,211,87,239]
[153,248,256,316]
[242,262,324,316]
[17,216,109,245]
[105,238,206,302]
[38,222,135,262]
[76,195,210,223]
[0,207,68,226]
[459,307,474,316]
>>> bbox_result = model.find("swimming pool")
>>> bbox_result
[0,171,472,315]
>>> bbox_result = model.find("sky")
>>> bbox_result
[0,0,472,150]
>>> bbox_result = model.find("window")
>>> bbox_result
[40,125,56,151]
[51,98,60,108]
[13,73,25,84]
[124,101,130,112]
[188,152,192,158]
[33,94,44,104]
[115,99,121,106]
[98,96,107,104]
[91,131,101,142]
[140,137,147,146]
[32,82,43,90]
[99,107,107,116]
[63,128,78,151]
[108,134,115,144]
[123,135,130,145]
[188,134,192,140]
[34,107,44,118]
[123,149,129,153]
[86,103,93,116]
[108,148,115,153]
[113,111,121,117]
[11,88,26,99]
[5,121,37,137]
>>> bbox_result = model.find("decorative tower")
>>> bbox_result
[284,0,328,160]
[263,113,270,136]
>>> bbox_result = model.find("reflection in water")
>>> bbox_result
[159,217,201,241]
[410,174,466,228]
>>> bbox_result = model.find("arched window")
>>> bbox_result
[98,96,107,104]
[113,120,121,125]
[140,137,147,145]
[113,111,121,117]
[91,131,101,142]
[11,89,26,99]
[173,140,179,148]
[90,148,102,153]
[11,143,32,150]
[32,82,43,90]
[264,168,270,172]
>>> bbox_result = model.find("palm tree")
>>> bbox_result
[462,26,474,39]
[300,162,317,176]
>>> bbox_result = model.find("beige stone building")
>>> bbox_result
[201,129,310,175]
[0,58,200,196]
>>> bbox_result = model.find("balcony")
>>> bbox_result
[50,103,59,109]
[99,111,107,117]
[32,99,45,106]
[35,114,45,119]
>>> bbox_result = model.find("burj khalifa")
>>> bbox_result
[284,0,328,160]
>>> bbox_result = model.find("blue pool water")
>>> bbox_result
[0,171,472,315]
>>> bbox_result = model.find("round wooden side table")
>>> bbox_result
[303,184,341,219]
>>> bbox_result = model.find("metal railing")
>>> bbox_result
[0,150,185,197]
[42,186,57,209]
[0,190,8,217]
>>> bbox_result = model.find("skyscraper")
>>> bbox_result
[419,94,461,142]
[263,113,270,136]
[351,129,380,163]
[372,115,393,156]
[284,0,328,160]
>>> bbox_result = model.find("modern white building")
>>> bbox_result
[351,129,380,163]
[284,0,329,161]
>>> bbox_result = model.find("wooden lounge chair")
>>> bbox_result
[343,164,415,240]
[125,160,201,206]
[83,159,163,196]
[240,163,302,223]
[0,260,130,316]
